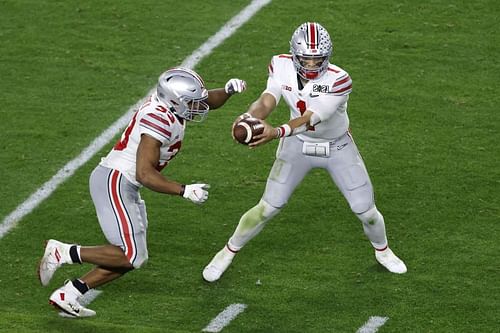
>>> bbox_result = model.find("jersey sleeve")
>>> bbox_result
[309,94,348,123]
[263,56,282,104]
[308,70,351,122]
[139,112,173,145]
[331,72,352,96]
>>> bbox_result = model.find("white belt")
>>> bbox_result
[300,132,348,157]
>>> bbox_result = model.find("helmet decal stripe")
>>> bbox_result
[309,22,317,50]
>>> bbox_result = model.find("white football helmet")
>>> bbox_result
[290,22,333,80]
[157,67,209,122]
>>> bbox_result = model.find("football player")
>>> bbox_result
[203,22,407,282]
[37,68,246,317]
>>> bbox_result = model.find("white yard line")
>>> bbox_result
[356,316,389,333]
[202,303,247,333]
[0,0,272,240]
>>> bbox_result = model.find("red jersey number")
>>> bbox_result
[156,141,182,171]
[114,113,138,151]
[296,100,315,131]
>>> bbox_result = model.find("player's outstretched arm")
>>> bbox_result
[249,111,315,148]
[207,78,246,109]
[246,92,276,120]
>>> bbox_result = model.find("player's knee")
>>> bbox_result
[240,199,280,229]
[259,199,281,219]
[350,200,373,215]
[356,206,382,225]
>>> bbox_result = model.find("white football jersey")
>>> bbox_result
[264,54,352,142]
[100,93,185,186]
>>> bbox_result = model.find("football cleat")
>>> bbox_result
[38,239,72,286]
[202,246,237,282]
[49,280,96,318]
[375,247,407,274]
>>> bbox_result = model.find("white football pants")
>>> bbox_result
[90,165,149,268]
[229,132,388,250]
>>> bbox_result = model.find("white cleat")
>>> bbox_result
[375,247,407,274]
[49,280,96,318]
[202,246,237,282]
[38,239,72,286]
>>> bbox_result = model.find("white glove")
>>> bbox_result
[182,183,210,204]
[225,78,247,95]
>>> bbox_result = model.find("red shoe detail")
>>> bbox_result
[55,248,61,262]
[59,293,65,301]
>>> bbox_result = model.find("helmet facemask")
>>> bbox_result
[181,98,210,122]
[294,55,329,80]
[290,22,333,80]
[157,67,210,122]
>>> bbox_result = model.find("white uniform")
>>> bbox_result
[90,93,185,268]
[101,93,185,186]
[261,54,374,214]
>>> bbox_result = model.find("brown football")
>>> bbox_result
[232,117,264,145]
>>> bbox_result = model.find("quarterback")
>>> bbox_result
[38,68,246,317]
[203,22,407,282]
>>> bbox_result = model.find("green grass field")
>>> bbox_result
[1,0,499,332]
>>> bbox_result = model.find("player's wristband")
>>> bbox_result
[179,184,186,197]
[275,124,292,138]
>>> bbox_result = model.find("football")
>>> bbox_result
[232,117,264,145]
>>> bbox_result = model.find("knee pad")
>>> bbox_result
[259,199,281,220]
[356,206,382,225]
[240,199,280,228]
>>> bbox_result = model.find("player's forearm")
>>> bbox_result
[207,88,230,110]
[247,100,273,120]
[275,113,311,138]
[136,168,184,196]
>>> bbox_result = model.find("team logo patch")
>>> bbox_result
[282,84,292,91]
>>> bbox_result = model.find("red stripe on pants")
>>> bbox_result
[110,170,134,261]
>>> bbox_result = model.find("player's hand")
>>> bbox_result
[225,79,247,95]
[249,120,275,148]
[183,183,210,204]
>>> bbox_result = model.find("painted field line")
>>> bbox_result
[58,289,103,318]
[0,0,272,240]
[202,303,247,332]
[356,316,389,333]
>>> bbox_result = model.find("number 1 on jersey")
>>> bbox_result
[296,100,315,131]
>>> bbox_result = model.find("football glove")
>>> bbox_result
[225,78,247,95]
[183,183,210,204]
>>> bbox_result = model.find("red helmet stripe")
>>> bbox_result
[309,22,317,50]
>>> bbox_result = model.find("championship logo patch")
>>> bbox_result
[312,84,331,93]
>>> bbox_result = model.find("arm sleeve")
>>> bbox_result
[308,72,352,123]
[262,57,281,104]
[309,94,349,123]
[331,72,352,96]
